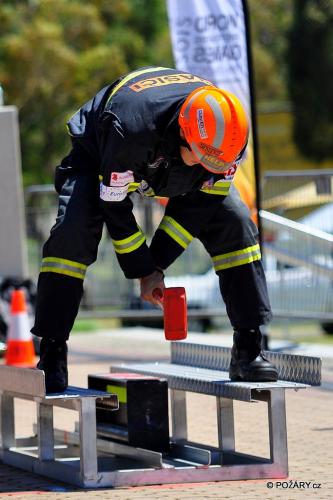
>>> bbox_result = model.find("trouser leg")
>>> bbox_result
[218,259,272,329]
[32,273,84,342]
[198,187,277,381]
[199,186,272,329]
[31,171,103,342]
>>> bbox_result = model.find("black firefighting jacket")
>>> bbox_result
[66,67,239,279]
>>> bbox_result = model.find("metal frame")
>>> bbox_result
[152,380,288,477]
[0,366,118,487]
[0,340,320,487]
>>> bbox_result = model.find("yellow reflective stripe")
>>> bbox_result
[127,182,141,193]
[212,244,261,271]
[112,228,146,254]
[40,267,85,280]
[42,257,87,270]
[158,216,193,249]
[106,66,168,105]
[107,385,127,404]
[200,180,232,195]
[40,257,87,279]
[141,187,156,197]
[214,254,261,271]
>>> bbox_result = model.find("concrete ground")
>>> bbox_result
[0,327,332,499]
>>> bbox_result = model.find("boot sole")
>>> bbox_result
[229,369,278,383]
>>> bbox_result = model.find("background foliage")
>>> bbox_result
[0,0,172,183]
[0,0,332,184]
[287,0,333,162]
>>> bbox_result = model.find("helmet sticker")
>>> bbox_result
[199,143,223,157]
[202,154,227,168]
[197,109,208,139]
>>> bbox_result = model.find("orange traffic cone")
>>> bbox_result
[5,289,35,367]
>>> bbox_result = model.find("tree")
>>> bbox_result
[287,0,333,162]
[248,0,292,104]
[0,0,172,184]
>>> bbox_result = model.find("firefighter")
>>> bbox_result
[32,66,278,393]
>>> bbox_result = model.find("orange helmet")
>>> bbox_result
[178,86,249,174]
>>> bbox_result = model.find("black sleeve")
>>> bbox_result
[99,122,155,279]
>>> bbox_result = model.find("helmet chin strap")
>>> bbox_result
[179,137,192,151]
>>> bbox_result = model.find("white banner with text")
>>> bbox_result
[167,0,259,221]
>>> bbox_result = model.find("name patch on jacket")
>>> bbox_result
[100,183,128,202]
[129,74,212,93]
[223,165,237,180]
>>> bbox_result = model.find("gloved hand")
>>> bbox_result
[140,270,165,308]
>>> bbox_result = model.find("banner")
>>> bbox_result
[167,0,259,223]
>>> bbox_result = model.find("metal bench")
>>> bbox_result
[0,366,118,487]
[111,341,321,482]
[0,342,321,488]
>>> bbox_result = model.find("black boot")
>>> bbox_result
[229,329,278,382]
[37,338,68,393]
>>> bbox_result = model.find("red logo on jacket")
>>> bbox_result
[223,165,237,180]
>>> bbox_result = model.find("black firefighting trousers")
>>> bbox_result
[31,170,272,341]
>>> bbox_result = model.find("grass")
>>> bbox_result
[72,318,121,333]
[267,319,333,344]
[71,315,333,345]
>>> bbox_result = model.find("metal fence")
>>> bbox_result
[24,169,333,323]
[260,170,333,321]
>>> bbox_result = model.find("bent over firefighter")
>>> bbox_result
[32,66,278,393]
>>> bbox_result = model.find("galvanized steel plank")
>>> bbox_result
[170,343,321,386]
[111,363,308,401]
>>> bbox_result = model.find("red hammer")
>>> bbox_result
[153,287,188,341]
